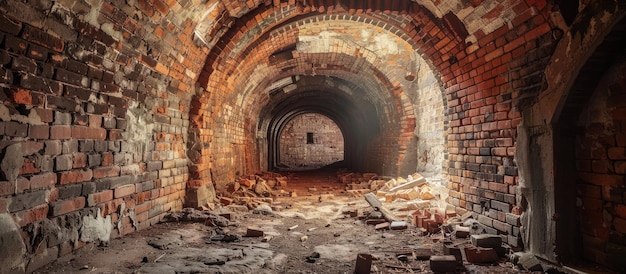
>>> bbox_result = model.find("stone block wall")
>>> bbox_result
[279,113,344,169]
[0,0,207,271]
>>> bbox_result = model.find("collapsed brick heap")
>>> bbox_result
[216,172,288,209]
[339,174,544,272]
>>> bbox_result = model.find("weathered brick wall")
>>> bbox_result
[0,1,613,271]
[442,0,561,250]
[190,2,557,248]
[0,0,207,271]
[196,8,437,186]
[576,58,626,268]
[279,113,344,168]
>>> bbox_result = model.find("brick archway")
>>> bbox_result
[521,2,626,266]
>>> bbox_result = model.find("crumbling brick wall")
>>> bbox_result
[1,0,623,272]
[0,0,207,271]
[279,113,344,169]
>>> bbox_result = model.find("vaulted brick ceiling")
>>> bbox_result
[188,0,552,178]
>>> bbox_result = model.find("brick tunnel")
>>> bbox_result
[1,0,626,272]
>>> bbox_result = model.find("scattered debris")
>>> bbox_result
[396,254,409,262]
[464,246,499,264]
[354,253,372,274]
[455,225,470,238]
[364,193,400,222]
[514,252,544,271]
[154,253,166,263]
[414,248,433,260]
[374,222,390,230]
[305,252,321,263]
[430,255,457,272]
[210,228,241,242]
[164,208,230,227]
[42,171,532,274]
[389,221,408,230]
[471,234,503,248]
[244,228,264,237]
[443,242,463,262]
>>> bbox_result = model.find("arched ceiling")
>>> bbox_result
[188,0,567,174]
[195,2,456,138]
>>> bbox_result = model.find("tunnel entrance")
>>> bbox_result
[189,8,448,212]
[537,15,626,270]
[259,75,382,174]
[278,113,345,171]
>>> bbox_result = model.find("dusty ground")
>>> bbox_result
[36,170,557,274]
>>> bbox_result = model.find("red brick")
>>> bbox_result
[616,205,626,219]
[464,246,499,263]
[0,181,15,196]
[50,125,71,139]
[114,184,135,198]
[22,25,64,52]
[614,217,626,234]
[87,190,113,206]
[524,23,551,42]
[135,201,151,214]
[19,158,40,175]
[73,153,87,168]
[608,148,626,160]
[29,172,56,189]
[15,177,29,194]
[108,129,123,140]
[28,125,49,139]
[488,182,509,193]
[50,197,85,216]
[101,153,114,166]
[579,173,624,187]
[88,114,102,128]
[13,204,49,226]
[59,169,93,184]
[6,88,32,105]
[34,108,53,123]
[93,165,120,179]
[72,126,106,139]
[430,255,457,272]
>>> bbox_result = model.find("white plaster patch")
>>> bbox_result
[101,22,124,41]
[373,33,400,55]
[80,209,112,243]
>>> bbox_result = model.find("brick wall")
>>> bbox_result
[0,0,207,270]
[576,59,626,269]
[190,1,557,248]
[1,0,618,271]
[279,113,344,169]
[443,0,559,249]
[195,7,439,185]
[414,60,447,177]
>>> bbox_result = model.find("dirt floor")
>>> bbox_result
[36,170,557,274]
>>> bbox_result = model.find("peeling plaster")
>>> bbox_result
[80,208,112,243]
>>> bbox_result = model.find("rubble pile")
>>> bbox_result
[214,172,291,209]
[347,172,546,273]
